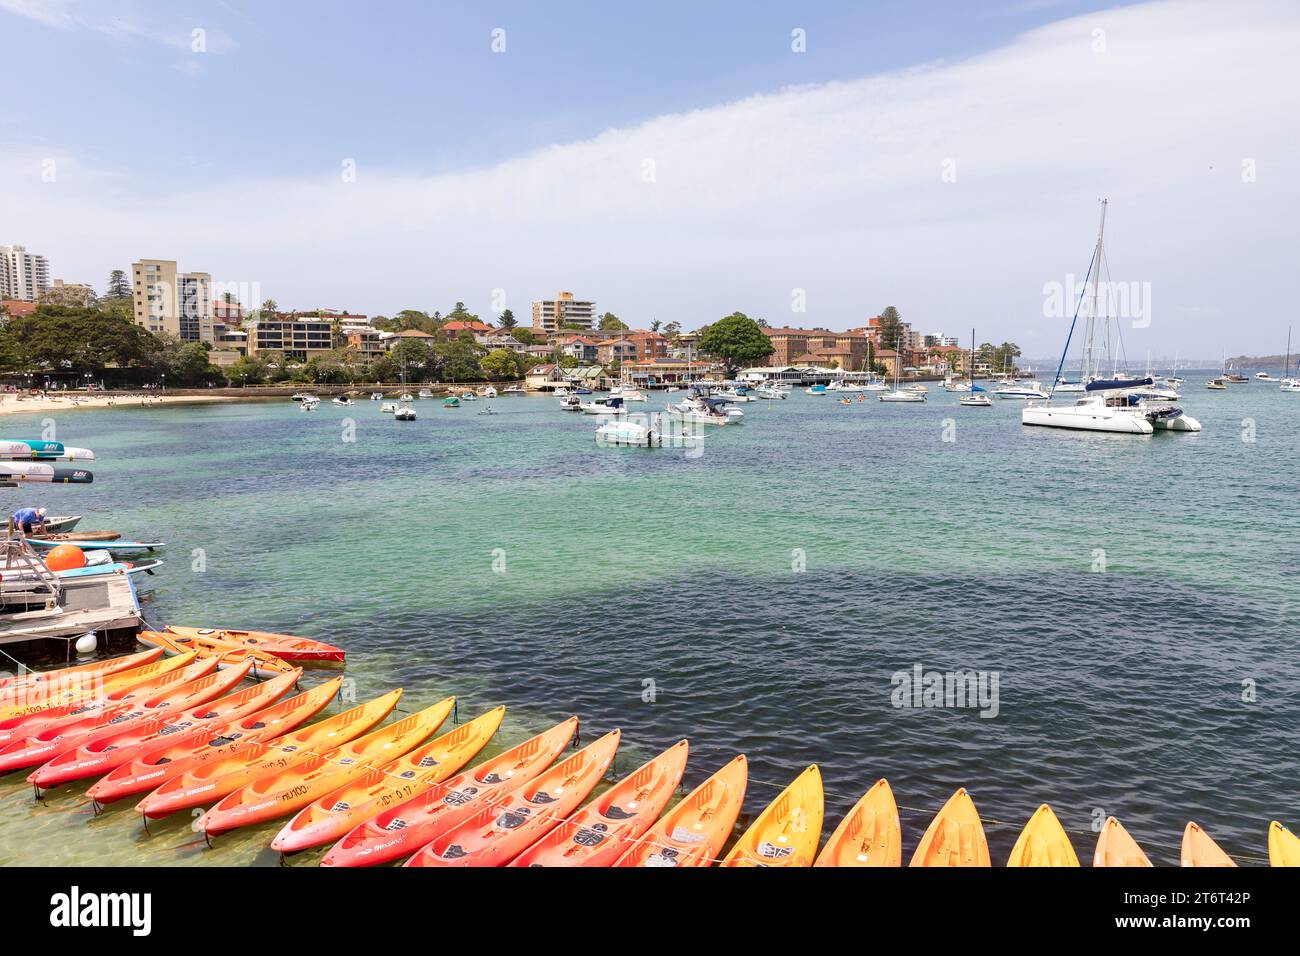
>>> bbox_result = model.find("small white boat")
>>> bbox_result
[994,381,1049,400]
[460,391,478,401]
[1281,379,1300,392]
[559,395,583,411]
[291,392,315,403]
[370,392,383,401]
[478,405,499,415]
[394,406,417,421]
[502,385,526,397]
[380,402,399,413]
[399,393,414,402]
[332,396,355,406]
[1255,372,1275,381]
[418,389,435,399]
[1206,378,1227,390]
[300,397,320,411]
[554,385,571,397]
[483,386,498,398]
[753,384,786,400]
[959,393,992,407]
[665,397,741,424]
[595,419,661,447]
[580,397,628,415]
[805,384,829,396]
[879,389,926,402]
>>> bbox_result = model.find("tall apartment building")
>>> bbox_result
[531,291,595,332]
[131,259,214,342]
[246,313,334,362]
[0,245,51,301]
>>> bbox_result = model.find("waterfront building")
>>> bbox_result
[438,319,495,342]
[345,326,387,362]
[623,357,714,387]
[763,326,868,370]
[532,291,595,332]
[552,334,599,363]
[0,244,51,301]
[597,337,638,364]
[246,313,334,362]
[131,259,215,343]
[525,363,564,390]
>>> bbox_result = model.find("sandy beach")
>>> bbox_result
[0,393,237,417]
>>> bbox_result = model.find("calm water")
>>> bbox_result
[2,375,1297,866]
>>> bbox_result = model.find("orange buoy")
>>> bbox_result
[44,544,86,571]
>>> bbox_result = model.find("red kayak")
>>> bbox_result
[320,716,578,868]
[406,729,621,867]
[0,656,216,748]
[0,660,243,774]
[27,669,300,790]
[87,677,342,805]
[165,626,345,663]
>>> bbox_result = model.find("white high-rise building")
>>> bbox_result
[0,245,51,301]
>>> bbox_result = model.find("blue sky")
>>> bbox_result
[3,0,1297,357]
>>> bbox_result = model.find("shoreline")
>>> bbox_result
[0,394,244,418]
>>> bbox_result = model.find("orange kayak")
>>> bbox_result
[166,626,345,663]
[0,648,162,692]
[321,716,578,868]
[198,695,452,836]
[138,689,408,819]
[613,754,748,867]
[814,778,901,867]
[722,764,823,867]
[1181,822,1237,867]
[88,678,342,804]
[407,729,620,867]
[1006,804,1079,867]
[510,739,688,868]
[28,669,300,789]
[272,705,505,855]
[0,654,214,747]
[909,788,990,866]
[1093,816,1152,867]
[0,651,197,720]
[0,658,234,773]
[138,629,298,676]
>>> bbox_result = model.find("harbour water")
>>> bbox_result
[2,376,1297,866]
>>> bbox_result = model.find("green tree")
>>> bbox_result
[697,312,774,374]
[104,270,131,301]
[663,321,681,339]
[598,312,627,331]
[512,328,536,345]
[227,354,268,385]
[6,305,160,377]
[481,348,520,380]
[498,308,517,330]
[877,306,903,351]
[437,339,483,381]
[649,319,662,333]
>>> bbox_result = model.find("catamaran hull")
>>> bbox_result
[1021,405,1153,434]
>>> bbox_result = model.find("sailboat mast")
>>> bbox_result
[1082,199,1108,381]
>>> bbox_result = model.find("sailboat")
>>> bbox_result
[1281,328,1300,392]
[394,360,417,420]
[959,329,991,406]
[1022,200,1200,434]
[879,344,925,402]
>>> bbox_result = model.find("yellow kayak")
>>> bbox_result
[1268,821,1300,867]
[721,764,823,867]
[0,651,197,720]
[1093,816,1152,867]
[1007,804,1079,866]
[1181,822,1237,867]
[910,788,990,866]
[814,778,900,867]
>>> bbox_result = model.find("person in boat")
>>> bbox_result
[12,506,48,534]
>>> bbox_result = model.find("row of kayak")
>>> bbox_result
[3,649,1295,866]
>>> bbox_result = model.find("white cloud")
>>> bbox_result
[3,0,1297,356]
[0,0,235,52]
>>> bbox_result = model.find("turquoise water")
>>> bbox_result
[2,377,1297,866]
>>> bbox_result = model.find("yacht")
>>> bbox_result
[994,381,1049,400]
[483,386,498,398]
[1022,200,1200,435]
[665,396,739,425]
[609,385,648,402]
[553,385,571,397]
[502,385,527,397]
[291,392,314,403]
[399,392,414,402]
[754,384,787,399]
[559,394,583,411]
[394,405,417,421]
[332,395,355,406]
[878,359,925,402]
[805,384,829,396]
[580,396,628,415]
[1206,377,1227,390]
[957,330,992,407]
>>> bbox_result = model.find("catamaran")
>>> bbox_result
[1022,200,1200,435]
